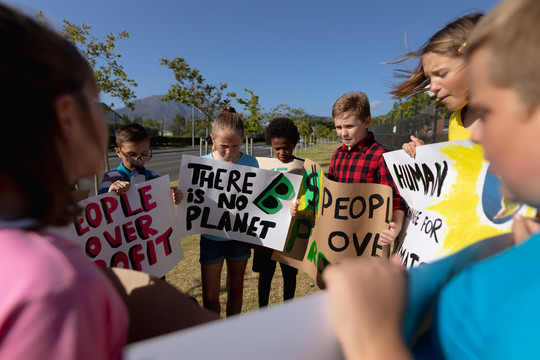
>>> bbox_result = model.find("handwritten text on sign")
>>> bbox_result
[273,159,393,287]
[69,175,184,278]
[383,140,536,268]
[176,155,302,250]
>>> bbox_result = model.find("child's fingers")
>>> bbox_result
[171,187,183,204]
[402,142,417,158]
[379,230,395,245]
[110,181,130,194]
[512,214,540,244]
[410,135,425,147]
[289,200,299,216]
[402,136,425,158]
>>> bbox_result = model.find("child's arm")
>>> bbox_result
[379,209,405,245]
[109,180,131,195]
[323,256,411,360]
[171,186,183,205]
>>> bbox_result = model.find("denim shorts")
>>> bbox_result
[199,235,252,265]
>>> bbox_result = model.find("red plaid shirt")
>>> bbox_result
[328,132,406,211]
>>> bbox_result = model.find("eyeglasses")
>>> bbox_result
[118,148,152,162]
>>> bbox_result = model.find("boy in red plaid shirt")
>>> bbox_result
[328,91,406,246]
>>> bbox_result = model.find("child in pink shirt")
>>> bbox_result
[0,5,128,359]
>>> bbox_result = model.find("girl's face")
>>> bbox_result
[211,130,244,163]
[68,82,108,181]
[469,47,540,207]
[422,52,469,111]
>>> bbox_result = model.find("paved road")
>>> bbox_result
[79,143,272,196]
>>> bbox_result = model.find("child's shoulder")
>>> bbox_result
[239,152,259,168]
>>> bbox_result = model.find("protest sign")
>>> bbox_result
[383,140,536,268]
[273,159,393,288]
[176,155,302,250]
[67,175,184,278]
[255,157,304,175]
[124,291,343,360]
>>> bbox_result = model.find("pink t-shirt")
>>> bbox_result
[0,228,129,360]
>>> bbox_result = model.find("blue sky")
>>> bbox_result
[6,0,498,117]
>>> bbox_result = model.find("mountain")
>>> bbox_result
[111,95,204,126]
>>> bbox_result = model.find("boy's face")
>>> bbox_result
[334,114,371,150]
[469,47,540,207]
[271,137,296,163]
[115,140,151,171]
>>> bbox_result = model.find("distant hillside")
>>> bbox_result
[112,95,204,126]
[107,95,333,126]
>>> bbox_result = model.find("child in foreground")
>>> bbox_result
[324,0,540,358]
[200,106,258,316]
[0,5,128,358]
[99,123,182,204]
[252,117,302,307]
[328,91,406,246]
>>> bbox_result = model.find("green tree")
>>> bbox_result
[387,92,443,122]
[61,19,137,110]
[160,57,233,135]
[264,104,291,122]
[142,119,160,129]
[168,113,187,137]
[234,88,262,135]
[295,119,312,144]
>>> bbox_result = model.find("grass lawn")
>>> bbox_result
[167,142,339,316]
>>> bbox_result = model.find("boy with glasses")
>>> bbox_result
[99,124,182,205]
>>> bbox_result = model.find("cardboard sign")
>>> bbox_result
[67,175,184,278]
[124,291,343,360]
[255,157,305,175]
[273,159,393,288]
[176,155,302,250]
[383,140,536,268]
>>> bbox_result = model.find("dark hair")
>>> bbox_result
[0,4,96,227]
[265,117,300,146]
[116,123,151,148]
[390,13,483,99]
[211,106,244,137]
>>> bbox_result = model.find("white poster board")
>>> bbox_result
[67,175,184,278]
[383,140,536,268]
[124,291,343,360]
[176,155,302,250]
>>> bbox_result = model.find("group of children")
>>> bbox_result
[4,0,540,357]
[99,87,406,316]
[94,5,501,323]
